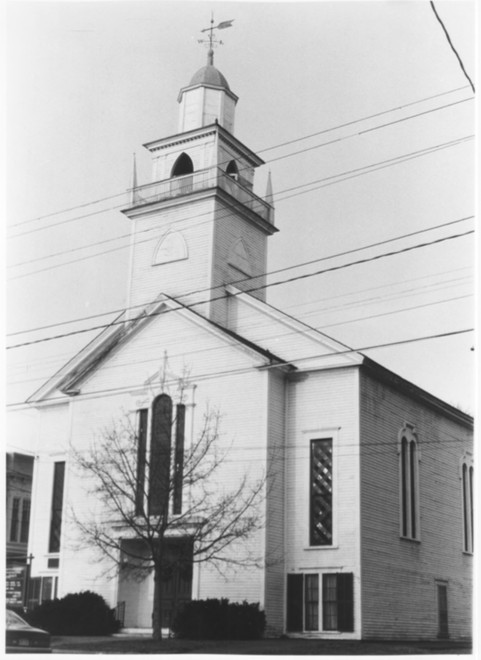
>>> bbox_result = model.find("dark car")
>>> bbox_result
[6,610,51,653]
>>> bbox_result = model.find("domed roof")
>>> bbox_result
[189,64,230,91]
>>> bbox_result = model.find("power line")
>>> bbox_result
[7,292,472,389]
[5,327,473,409]
[7,85,472,233]
[429,2,475,93]
[7,135,474,279]
[6,229,474,350]
[6,215,474,338]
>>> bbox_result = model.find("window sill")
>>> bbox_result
[399,536,421,543]
[303,545,338,551]
[462,550,473,556]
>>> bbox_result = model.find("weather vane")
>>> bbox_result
[198,14,234,65]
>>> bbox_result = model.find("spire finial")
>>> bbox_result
[198,15,234,65]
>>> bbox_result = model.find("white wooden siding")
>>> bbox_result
[359,370,473,640]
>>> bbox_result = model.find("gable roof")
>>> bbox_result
[27,293,293,405]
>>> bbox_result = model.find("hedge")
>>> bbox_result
[172,598,266,639]
[27,591,122,636]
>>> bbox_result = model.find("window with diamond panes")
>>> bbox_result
[310,438,333,546]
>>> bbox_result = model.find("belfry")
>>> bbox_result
[123,30,277,326]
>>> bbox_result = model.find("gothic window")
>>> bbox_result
[310,438,333,546]
[135,409,148,516]
[48,462,65,553]
[148,394,173,517]
[461,455,473,553]
[322,573,354,632]
[153,231,188,265]
[228,238,252,276]
[171,153,193,177]
[399,424,420,540]
[226,160,239,181]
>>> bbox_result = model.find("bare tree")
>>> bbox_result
[71,380,265,641]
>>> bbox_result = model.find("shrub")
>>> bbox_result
[27,591,122,636]
[172,598,266,640]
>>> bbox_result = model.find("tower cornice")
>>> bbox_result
[143,123,264,167]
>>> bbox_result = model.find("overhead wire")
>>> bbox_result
[5,327,473,409]
[429,2,475,93]
[7,84,472,233]
[6,214,474,337]
[7,292,472,389]
[6,228,474,350]
[7,135,474,280]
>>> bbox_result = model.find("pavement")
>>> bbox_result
[50,633,473,655]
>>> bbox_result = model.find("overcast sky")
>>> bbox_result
[6,0,475,416]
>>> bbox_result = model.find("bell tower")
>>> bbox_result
[122,26,277,326]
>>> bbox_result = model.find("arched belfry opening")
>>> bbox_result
[171,153,194,178]
[226,160,239,181]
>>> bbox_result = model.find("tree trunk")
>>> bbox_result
[152,564,163,641]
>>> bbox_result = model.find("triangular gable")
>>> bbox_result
[226,285,364,371]
[28,293,293,405]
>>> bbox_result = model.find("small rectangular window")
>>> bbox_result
[310,439,333,546]
[322,573,354,632]
[437,584,449,638]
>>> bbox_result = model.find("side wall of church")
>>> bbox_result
[359,370,473,640]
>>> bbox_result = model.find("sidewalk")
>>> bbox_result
[51,634,473,655]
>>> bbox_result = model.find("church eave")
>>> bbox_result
[177,82,239,104]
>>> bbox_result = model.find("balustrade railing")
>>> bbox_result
[132,167,273,224]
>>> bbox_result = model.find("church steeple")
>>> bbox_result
[122,28,276,326]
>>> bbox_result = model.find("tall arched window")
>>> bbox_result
[171,153,194,196]
[149,394,173,516]
[398,424,420,540]
[461,455,474,552]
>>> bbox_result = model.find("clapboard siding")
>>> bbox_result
[264,370,287,635]
[51,362,271,621]
[128,198,215,315]
[359,370,472,640]
[285,367,362,638]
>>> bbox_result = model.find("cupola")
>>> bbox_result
[177,49,238,133]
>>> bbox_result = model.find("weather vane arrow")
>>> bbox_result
[198,15,234,64]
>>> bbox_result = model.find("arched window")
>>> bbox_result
[170,153,193,196]
[171,153,193,177]
[226,160,239,181]
[149,394,173,516]
[398,424,420,540]
[460,455,474,552]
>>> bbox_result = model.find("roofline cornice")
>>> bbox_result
[360,357,473,429]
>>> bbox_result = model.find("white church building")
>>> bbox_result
[22,50,472,640]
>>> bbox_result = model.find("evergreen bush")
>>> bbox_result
[172,598,266,639]
[27,591,122,636]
